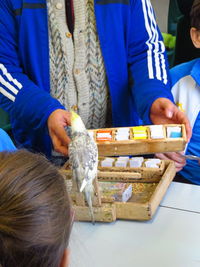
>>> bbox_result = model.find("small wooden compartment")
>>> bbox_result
[62,160,176,222]
[89,124,187,156]
[98,156,165,182]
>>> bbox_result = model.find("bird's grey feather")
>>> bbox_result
[69,129,98,223]
[69,131,98,183]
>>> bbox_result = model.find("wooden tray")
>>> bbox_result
[61,160,176,222]
[89,124,187,156]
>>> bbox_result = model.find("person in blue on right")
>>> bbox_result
[0,128,16,152]
[156,0,200,185]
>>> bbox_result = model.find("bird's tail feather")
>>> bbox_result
[80,178,87,192]
[85,186,95,224]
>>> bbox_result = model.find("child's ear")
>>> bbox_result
[190,27,200,48]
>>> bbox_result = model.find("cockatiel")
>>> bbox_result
[68,110,98,223]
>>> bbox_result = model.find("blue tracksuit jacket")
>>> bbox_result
[0,0,173,156]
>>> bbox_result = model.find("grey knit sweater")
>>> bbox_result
[47,0,109,129]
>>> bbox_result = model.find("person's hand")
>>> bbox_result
[150,98,192,141]
[155,152,186,172]
[47,109,71,156]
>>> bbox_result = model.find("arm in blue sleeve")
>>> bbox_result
[0,0,64,131]
[128,0,174,124]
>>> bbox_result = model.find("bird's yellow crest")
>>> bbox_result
[70,110,80,122]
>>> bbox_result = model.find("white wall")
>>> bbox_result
[151,0,170,32]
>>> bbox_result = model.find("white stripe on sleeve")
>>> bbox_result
[141,0,154,79]
[0,87,15,102]
[0,64,22,89]
[148,1,168,84]
[0,75,18,95]
[159,41,168,84]
[146,1,162,81]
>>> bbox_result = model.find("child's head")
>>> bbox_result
[0,150,72,267]
[190,0,200,48]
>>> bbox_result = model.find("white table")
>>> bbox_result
[69,183,200,267]
[160,182,200,213]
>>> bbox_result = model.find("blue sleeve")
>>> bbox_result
[170,59,198,87]
[0,0,64,131]
[0,128,16,151]
[128,0,174,124]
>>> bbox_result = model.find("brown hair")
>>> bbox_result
[0,150,71,267]
[190,0,200,29]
